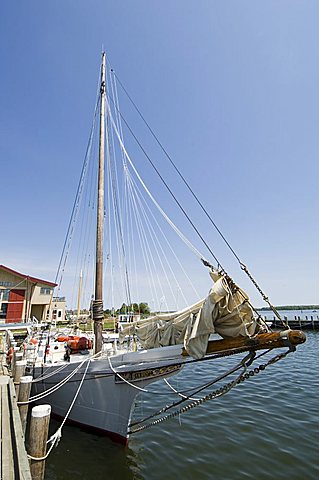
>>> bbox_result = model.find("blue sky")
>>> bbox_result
[1,1,318,308]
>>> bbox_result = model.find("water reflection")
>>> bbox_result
[45,421,140,480]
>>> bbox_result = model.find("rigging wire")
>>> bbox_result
[106,98,132,307]
[105,95,205,262]
[127,171,197,306]
[107,89,221,268]
[106,90,269,324]
[126,173,162,309]
[54,90,100,294]
[109,69,285,325]
[112,70,239,263]
[129,172,200,300]
[126,174,169,310]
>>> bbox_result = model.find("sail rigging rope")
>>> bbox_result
[126,173,198,305]
[105,93,206,262]
[107,82,133,308]
[18,351,103,405]
[125,175,164,309]
[108,127,132,306]
[54,86,100,292]
[109,69,286,327]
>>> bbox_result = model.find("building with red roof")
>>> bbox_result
[0,264,61,323]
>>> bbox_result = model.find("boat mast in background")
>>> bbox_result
[76,269,83,328]
[93,52,106,353]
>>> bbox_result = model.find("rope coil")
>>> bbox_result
[92,300,104,320]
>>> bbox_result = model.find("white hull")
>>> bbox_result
[30,345,183,443]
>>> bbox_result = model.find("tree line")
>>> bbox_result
[104,302,151,316]
[258,305,319,311]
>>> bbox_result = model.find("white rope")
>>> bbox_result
[110,69,127,167]
[27,358,91,461]
[127,174,172,304]
[124,169,140,304]
[107,355,149,392]
[127,172,200,306]
[105,93,206,261]
[105,143,116,310]
[18,352,102,405]
[31,362,70,383]
[108,113,130,305]
[126,176,168,310]
[18,363,84,405]
[131,173,200,299]
[125,172,160,309]
[163,378,199,401]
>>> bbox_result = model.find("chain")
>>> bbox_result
[239,262,289,329]
[129,348,292,435]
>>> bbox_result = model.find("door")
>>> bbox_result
[6,289,25,323]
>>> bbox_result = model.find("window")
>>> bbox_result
[0,303,8,319]
[40,287,53,295]
[0,281,14,287]
[0,289,10,301]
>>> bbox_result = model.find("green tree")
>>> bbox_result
[139,302,150,315]
[118,303,127,314]
[132,303,139,313]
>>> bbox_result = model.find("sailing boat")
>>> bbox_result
[26,53,305,445]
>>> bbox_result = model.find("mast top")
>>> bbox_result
[100,52,106,94]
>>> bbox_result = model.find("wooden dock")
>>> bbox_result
[0,335,32,480]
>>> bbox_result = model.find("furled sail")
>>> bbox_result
[120,270,262,359]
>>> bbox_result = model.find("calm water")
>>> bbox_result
[257,309,319,321]
[45,332,318,480]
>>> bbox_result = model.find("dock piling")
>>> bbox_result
[18,375,33,435]
[14,360,26,397]
[28,405,51,480]
[12,350,23,377]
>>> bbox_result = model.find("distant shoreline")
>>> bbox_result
[258,305,319,311]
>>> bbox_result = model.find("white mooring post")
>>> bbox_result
[18,375,33,435]
[29,404,51,480]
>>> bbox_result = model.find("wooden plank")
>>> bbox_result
[1,382,14,480]
[8,379,32,480]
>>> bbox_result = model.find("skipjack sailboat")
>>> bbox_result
[26,53,305,445]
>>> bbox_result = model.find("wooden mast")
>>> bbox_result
[93,52,106,353]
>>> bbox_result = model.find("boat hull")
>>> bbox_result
[30,346,183,443]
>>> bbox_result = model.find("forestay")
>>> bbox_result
[120,269,261,359]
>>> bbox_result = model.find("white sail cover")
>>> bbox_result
[120,271,259,359]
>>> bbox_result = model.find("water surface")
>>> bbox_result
[45,332,318,479]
